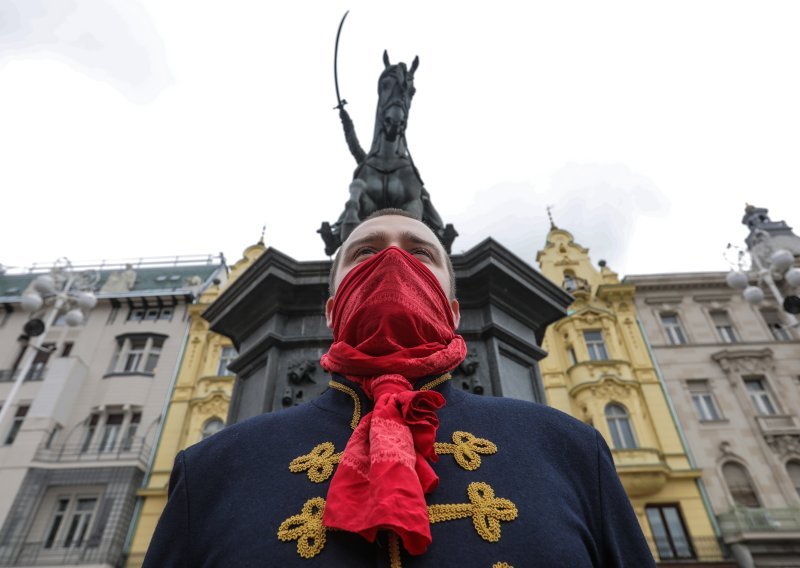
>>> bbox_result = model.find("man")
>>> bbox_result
[143,210,656,567]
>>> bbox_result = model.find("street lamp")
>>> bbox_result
[725,231,800,328]
[0,258,99,434]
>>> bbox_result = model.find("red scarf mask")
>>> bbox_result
[320,246,467,555]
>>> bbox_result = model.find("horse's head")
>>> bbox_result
[376,50,419,142]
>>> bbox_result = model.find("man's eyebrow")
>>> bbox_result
[402,231,442,260]
[343,231,387,255]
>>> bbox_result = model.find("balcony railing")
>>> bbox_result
[0,539,109,567]
[645,535,727,562]
[756,414,800,435]
[0,368,46,382]
[717,507,800,535]
[33,437,151,468]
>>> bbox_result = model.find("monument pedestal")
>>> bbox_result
[203,238,572,424]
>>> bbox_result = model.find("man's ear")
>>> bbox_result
[325,297,335,329]
[450,299,461,329]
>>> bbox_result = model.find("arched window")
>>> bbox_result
[722,462,760,507]
[787,461,800,498]
[605,403,637,449]
[201,418,225,440]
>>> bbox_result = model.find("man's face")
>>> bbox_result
[326,215,460,329]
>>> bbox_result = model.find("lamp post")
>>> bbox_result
[0,258,98,435]
[725,230,800,332]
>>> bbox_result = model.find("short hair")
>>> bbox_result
[328,208,456,298]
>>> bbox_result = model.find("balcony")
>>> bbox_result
[717,507,800,538]
[645,535,729,564]
[0,539,111,567]
[33,437,151,469]
[612,448,670,497]
[755,414,800,436]
[0,368,47,382]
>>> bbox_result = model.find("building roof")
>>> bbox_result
[0,255,224,302]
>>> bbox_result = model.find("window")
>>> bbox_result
[44,498,69,549]
[4,405,29,445]
[202,418,225,440]
[787,461,800,498]
[99,413,123,452]
[744,377,778,416]
[710,310,738,343]
[583,330,609,361]
[646,505,693,560]
[62,497,97,548]
[121,412,141,451]
[687,380,722,422]
[45,425,62,449]
[80,414,98,453]
[127,306,174,322]
[108,334,167,375]
[26,343,55,381]
[567,346,577,366]
[217,346,237,376]
[60,342,74,357]
[605,403,637,449]
[660,313,687,345]
[123,338,147,372]
[723,462,760,507]
[761,308,791,341]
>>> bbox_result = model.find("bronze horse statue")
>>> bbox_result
[318,51,457,256]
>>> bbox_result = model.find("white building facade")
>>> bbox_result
[0,256,224,567]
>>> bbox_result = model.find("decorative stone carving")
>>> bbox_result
[100,264,137,293]
[458,349,479,376]
[712,349,775,384]
[287,360,317,385]
[765,434,800,457]
[192,393,230,417]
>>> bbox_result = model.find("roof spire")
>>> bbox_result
[258,225,266,245]
[546,205,558,230]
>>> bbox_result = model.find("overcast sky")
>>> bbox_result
[2,1,799,277]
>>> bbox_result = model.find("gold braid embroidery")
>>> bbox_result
[435,431,497,471]
[493,564,513,568]
[277,497,327,559]
[388,532,402,568]
[428,482,518,542]
[328,380,361,430]
[419,372,452,391]
[289,442,342,483]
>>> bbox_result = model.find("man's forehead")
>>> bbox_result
[345,215,439,245]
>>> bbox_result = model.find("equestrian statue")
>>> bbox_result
[318,15,458,256]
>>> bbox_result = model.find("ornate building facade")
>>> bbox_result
[125,241,265,567]
[626,207,800,567]
[537,226,727,566]
[0,255,224,567]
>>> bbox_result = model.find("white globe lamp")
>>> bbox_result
[726,271,748,290]
[770,249,794,272]
[64,309,85,327]
[785,267,800,288]
[33,275,56,295]
[75,292,97,310]
[743,285,765,305]
[20,294,43,312]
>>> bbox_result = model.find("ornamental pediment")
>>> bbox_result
[711,348,774,375]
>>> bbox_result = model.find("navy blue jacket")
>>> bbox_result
[143,377,656,567]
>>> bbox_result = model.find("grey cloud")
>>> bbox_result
[0,0,169,103]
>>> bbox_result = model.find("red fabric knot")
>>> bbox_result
[320,247,467,556]
[322,373,445,555]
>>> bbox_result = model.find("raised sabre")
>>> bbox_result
[333,10,349,110]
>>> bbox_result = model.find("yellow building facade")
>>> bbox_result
[537,227,725,564]
[126,241,265,567]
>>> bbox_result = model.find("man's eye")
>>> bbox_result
[353,247,376,258]
[412,248,433,259]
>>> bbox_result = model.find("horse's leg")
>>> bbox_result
[341,179,366,242]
